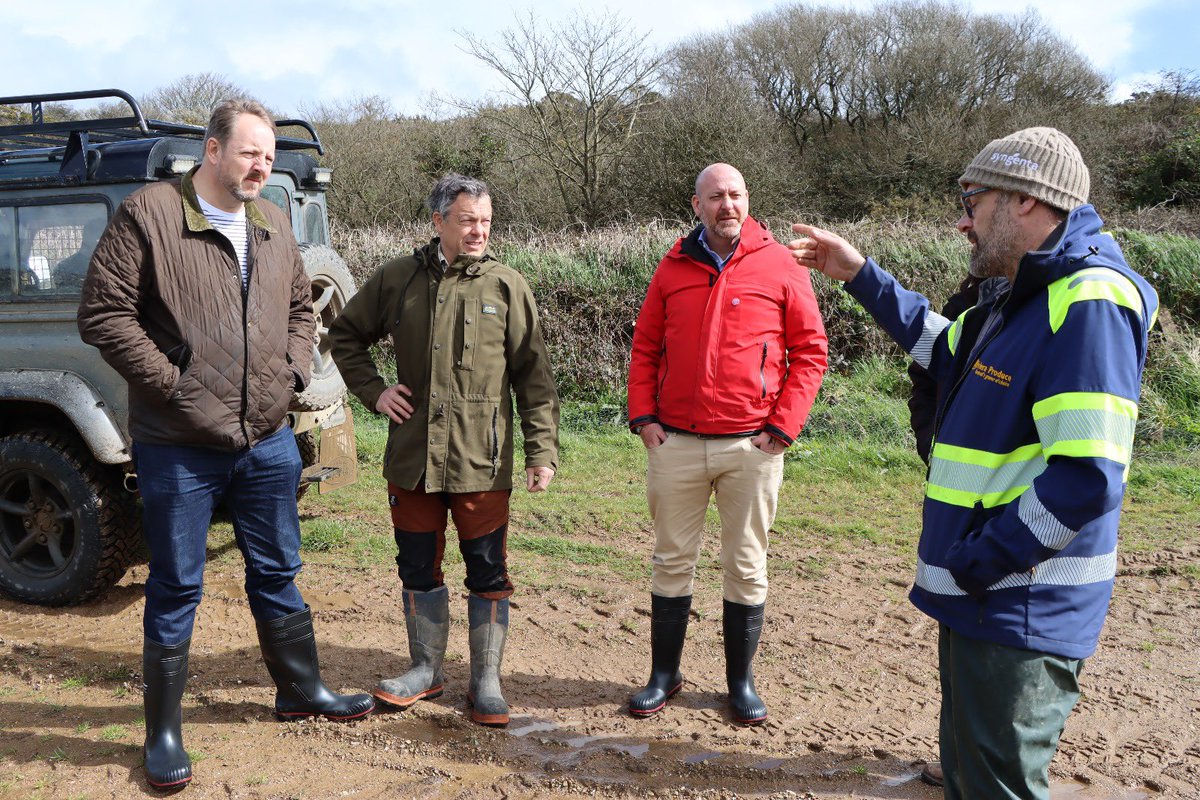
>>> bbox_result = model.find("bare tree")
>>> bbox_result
[629,31,800,221]
[303,97,444,227]
[705,0,1108,216]
[141,73,261,125]
[461,11,665,228]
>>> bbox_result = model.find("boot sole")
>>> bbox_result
[373,685,444,710]
[146,773,192,790]
[629,680,683,717]
[467,692,509,726]
[732,710,768,726]
[275,703,375,722]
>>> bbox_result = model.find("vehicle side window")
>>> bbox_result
[1,203,108,301]
[0,207,15,297]
[303,202,328,245]
[260,185,292,225]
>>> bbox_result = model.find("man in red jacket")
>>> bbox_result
[627,163,828,725]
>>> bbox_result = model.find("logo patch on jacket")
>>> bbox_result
[482,305,498,315]
[972,359,1012,388]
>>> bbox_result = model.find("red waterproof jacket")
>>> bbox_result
[628,217,828,444]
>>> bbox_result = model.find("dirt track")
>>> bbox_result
[1,525,1198,799]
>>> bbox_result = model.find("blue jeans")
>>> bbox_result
[135,426,306,645]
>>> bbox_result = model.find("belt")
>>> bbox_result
[663,426,759,440]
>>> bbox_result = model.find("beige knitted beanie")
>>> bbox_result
[958,127,1090,212]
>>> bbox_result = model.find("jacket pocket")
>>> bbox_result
[164,342,192,371]
[162,342,195,404]
[168,360,201,406]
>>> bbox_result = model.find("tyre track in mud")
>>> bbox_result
[1,541,1196,798]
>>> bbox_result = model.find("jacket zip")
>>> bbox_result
[657,344,669,397]
[490,406,499,478]
[930,296,1009,473]
[238,221,256,448]
[760,342,768,399]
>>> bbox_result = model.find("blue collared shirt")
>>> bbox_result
[699,228,737,272]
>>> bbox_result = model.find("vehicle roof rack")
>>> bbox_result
[0,89,324,155]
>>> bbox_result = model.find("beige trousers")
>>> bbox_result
[646,433,784,605]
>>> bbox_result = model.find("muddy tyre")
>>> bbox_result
[295,430,317,501]
[293,244,355,412]
[0,430,140,606]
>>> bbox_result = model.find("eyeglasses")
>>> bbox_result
[959,187,992,219]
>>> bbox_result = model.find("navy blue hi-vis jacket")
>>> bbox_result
[845,205,1158,659]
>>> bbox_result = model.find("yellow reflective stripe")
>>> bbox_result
[1034,392,1137,467]
[1032,392,1138,421]
[946,315,963,356]
[1043,439,1131,463]
[926,483,1030,509]
[1046,268,1143,333]
[932,442,1043,468]
[927,442,1045,509]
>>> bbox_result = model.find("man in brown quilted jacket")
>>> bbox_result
[78,99,373,791]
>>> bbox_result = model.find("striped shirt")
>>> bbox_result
[197,195,249,287]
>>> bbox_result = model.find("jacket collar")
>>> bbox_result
[675,216,774,271]
[1008,205,1132,304]
[418,237,498,277]
[180,166,276,235]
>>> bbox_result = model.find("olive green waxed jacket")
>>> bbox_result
[330,240,559,492]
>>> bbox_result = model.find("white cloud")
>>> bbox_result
[956,0,1160,73]
[10,0,159,51]
[3,0,1193,119]
[1108,70,1162,102]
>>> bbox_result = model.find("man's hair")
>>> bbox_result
[428,173,490,217]
[204,99,276,147]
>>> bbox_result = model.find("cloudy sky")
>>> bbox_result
[4,0,1197,117]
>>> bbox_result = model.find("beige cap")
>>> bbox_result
[958,127,1089,212]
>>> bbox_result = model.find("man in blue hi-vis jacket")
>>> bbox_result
[788,127,1158,799]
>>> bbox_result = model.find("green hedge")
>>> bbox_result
[333,221,1200,446]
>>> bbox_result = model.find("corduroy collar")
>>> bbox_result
[180,166,276,235]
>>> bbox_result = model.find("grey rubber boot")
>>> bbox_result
[374,585,450,709]
[467,594,509,726]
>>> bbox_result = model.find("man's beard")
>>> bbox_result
[968,200,1019,279]
[223,172,263,203]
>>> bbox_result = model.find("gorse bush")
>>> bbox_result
[333,220,1200,446]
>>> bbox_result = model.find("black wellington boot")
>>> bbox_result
[723,599,767,725]
[256,606,375,721]
[629,594,691,717]
[143,637,192,790]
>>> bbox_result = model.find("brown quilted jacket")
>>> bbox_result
[77,169,314,450]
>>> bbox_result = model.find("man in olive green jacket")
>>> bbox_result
[330,173,559,726]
